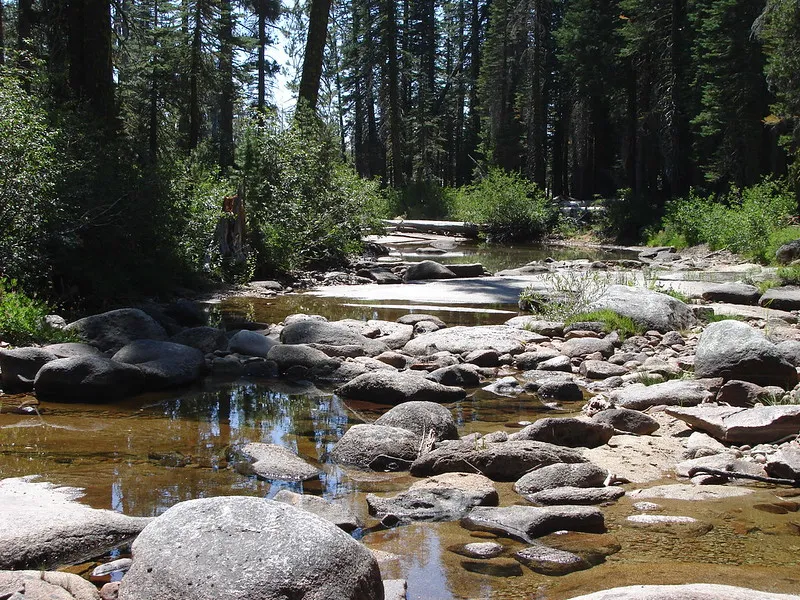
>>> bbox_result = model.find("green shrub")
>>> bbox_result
[778,265,800,285]
[565,309,645,340]
[447,168,558,242]
[598,188,658,242]
[240,110,385,274]
[384,181,450,220]
[647,178,796,263]
[0,279,76,346]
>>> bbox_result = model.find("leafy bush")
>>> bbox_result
[648,178,796,263]
[240,111,385,274]
[447,168,558,242]
[598,188,658,242]
[384,181,450,220]
[0,69,63,290]
[0,279,76,346]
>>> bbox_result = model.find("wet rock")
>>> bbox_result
[335,371,466,404]
[273,490,362,532]
[508,418,614,448]
[330,424,420,471]
[695,320,798,389]
[374,401,458,441]
[462,505,605,543]
[227,330,278,357]
[591,408,660,435]
[403,325,546,356]
[426,363,481,387]
[0,347,57,393]
[112,340,204,389]
[524,486,625,506]
[610,380,714,410]
[666,405,800,444]
[267,344,340,376]
[367,472,498,523]
[66,308,167,353]
[514,542,591,575]
[538,531,621,565]
[0,478,152,570]
[566,583,800,600]
[171,326,228,354]
[0,570,102,600]
[760,286,800,311]
[625,514,713,536]
[701,283,761,305]
[559,338,614,359]
[460,558,523,577]
[281,320,388,356]
[238,443,321,481]
[397,313,446,328]
[588,285,698,333]
[117,497,383,600]
[481,376,524,397]
[449,541,504,559]
[514,462,608,495]
[403,260,457,281]
[34,355,144,402]
[580,360,628,379]
[411,440,585,481]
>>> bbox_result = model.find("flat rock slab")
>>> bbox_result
[514,463,608,495]
[628,484,753,502]
[462,505,605,543]
[610,380,714,411]
[514,543,591,576]
[117,497,383,600]
[665,405,800,444]
[410,440,586,482]
[403,325,546,356]
[0,477,152,570]
[760,286,800,311]
[566,584,800,600]
[508,418,614,448]
[701,283,760,305]
[525,486,625,506]
[625,514,712,536]
[239,443,321,481]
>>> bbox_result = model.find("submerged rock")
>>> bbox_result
[118,497,383,600]
[461,505,605,543]
[238,443,321,481]
[514,542,591,576]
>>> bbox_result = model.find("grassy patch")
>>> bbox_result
[704,313,746,324]
[777,265,800,286]
[565,309,645,340]
[0,280,77,346]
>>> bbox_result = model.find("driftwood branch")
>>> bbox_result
[687,466,799,487]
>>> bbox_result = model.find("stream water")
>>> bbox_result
[1,241,799,598]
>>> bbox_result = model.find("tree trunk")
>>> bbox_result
[189,0,203,149]
[0,0,5,66]
[257,10,266,113]
[297,0,332,112]
[219,0,235,171]
[383,0,403,187]
[148,0,159,163]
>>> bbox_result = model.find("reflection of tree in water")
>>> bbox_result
[113,381,356,516]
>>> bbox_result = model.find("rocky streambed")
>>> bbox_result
[3,243,800,599]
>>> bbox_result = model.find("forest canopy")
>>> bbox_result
[0,0,798,305]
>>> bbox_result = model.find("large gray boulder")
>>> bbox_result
[171,326,229,354]
[760,286,800,311]
[117,497,383,600]
[587,285,697,332]
[330,424,420,471]
[281,320,388,356]
[461,505,605,543]
[403,325,546,356]
[228,330,279,357]
[44,342,103,358]
[0,347,57,392]
[610,380,715,410]
[566,584,800,600]
[112,340,205,389]
[335,371,466,404]
[65,308,167,353]
[34,355,144,402]
[508,418,614,448]
[665,405,800,445]
[410,440,586,481]
[426,364,481,387]
[403,260,457,281]
[694,320,798,388]
[267,344,341,376]
[0,477,152,570]
[513,462,608,496]
[238,443,321,481]
[272,490,362,532]
[592,408,660,435]
[776,240,800,265]
[374,401,458,441]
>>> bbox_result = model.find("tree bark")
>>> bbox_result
[0,0,5,66]
[297,0,332,112]
[219,0,235,171]
[188,0,203,149]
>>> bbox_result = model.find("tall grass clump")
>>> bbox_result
[648,178,797,263]
[0,279,76,346]
[447,168,558,242]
